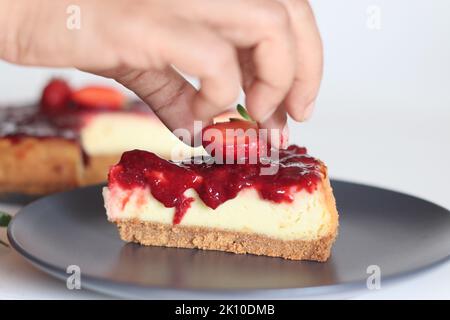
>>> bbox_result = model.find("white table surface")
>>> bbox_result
[1,0,449,299]
[1,103,449,300]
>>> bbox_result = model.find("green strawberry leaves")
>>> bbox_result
[237,104,254,122]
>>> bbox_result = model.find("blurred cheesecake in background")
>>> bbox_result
[0,79,203,195]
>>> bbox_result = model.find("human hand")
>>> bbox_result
[0,0,322,147]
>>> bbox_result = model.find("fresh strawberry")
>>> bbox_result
[71,86,125,110]
[40,79,72,115]
[202,119,268,162]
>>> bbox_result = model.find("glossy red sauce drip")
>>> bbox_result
[109,146,325,224]
[173,197,195,225]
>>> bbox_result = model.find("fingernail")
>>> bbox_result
[259,107,277,124]
[269,123,289,150]
[302,101,315,121]
[281,123,289,149]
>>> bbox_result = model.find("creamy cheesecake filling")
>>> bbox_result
[104,185,333,241]
[80,113,204,160]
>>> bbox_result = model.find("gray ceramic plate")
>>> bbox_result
[7,181,450,299]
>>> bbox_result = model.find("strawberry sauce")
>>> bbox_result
[108,146,325,224]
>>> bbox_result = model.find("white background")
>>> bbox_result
[0,0,449,299]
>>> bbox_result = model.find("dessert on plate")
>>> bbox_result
[104,118,338,261]
[0,79,201,195]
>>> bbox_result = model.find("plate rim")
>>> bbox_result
[7,180,450,298]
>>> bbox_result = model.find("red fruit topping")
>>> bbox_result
[71,86,125,110]
[201,119,269,162]
[40,79,72,115]
[109,146,324,224]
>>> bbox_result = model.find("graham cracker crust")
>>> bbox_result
[115,219,337,262]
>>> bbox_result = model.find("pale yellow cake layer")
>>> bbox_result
[104,184,336,241]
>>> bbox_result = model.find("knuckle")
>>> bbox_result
[221,85,240,106]
[204,82,239,108]
[206,45,236,75]
[268,71,295,95]
[211,83,239,107]
[256,1,290,31]
[295,0,314,18]
[199,44,239,107]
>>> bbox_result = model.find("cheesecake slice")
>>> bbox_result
[104,146,339,261]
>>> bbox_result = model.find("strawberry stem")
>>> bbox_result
[237,104,254,122]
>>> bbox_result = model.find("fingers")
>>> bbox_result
[237,49,290,147]
[260,106,289,149]
[245,32,295,123]
[113,21,243,146]
[103,0,297,146]
[113,66,200,143]
[189,0,297,124]
[93,0,322,152]
[278,0,323,121]
[116,0,321,152]
[158,22,242,124]
[243,1,296,123]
